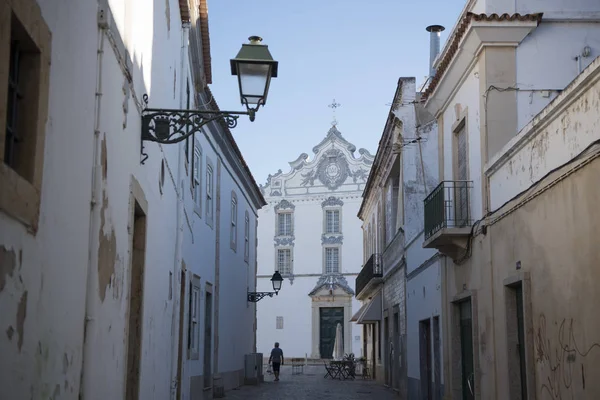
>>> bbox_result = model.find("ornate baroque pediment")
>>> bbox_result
[260,124,374,197]
[321,196,344,208]
[308,273,355,296]
[274,199,295,211]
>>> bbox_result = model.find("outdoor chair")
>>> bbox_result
[292,358,304,375]
[323,361,334,379]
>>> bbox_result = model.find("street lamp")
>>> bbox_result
[140,36,278,164]
[248,271,284,302]
[230,36,278,121]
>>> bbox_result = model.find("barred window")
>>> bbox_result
[277,249,292,275]
[276,316,284,329]
[325,210,340,233]
[277,212,292,236]
[325,247,339,273]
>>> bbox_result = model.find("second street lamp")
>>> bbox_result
[248,271,284,302]
[140,36,278,163]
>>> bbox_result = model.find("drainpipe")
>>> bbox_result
[169,22,190,400]
[80,23,106,399]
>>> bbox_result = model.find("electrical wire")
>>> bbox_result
[454,138,600,265]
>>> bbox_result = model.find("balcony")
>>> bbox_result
[382,228,405,277]
[355,253,383,300]
[423,180,473,260]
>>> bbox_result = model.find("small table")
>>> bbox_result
[326,360,355,380]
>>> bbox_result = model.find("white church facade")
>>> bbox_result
[256,125,373,359]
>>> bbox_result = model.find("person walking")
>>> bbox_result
[268,342,284,381]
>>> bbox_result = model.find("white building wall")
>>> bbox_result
[216,158,259,384]
[256,126,372,360]
[487,56,600,210]
[0,1,263,399]
[516,22,600,131]
[469,0,600,14]
[0,0,183,398]
[441,63,483,220]
[406,258,443,395]
[257,196,365,358]
[0,0,98,397]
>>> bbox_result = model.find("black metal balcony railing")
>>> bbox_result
[424,180,474,240]
[355,253,382,296]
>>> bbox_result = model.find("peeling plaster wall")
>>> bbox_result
[0,0,190,399]
[489,56,600,209]
[81,0,182,399]
[516,22,600,131]
[444,156,600,400]
[443,55,600,400]
[0,0,97,398]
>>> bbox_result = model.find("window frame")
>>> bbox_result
[188,275,201,360]
[275,247,293,276]
[324,209,341,234]
[193,142,202,215]
[276,211,293,237]
[230,191,237,251]
[205,159,214,226]
[244,211,250,263]
[0,2,52,233]
[324,246,341,274]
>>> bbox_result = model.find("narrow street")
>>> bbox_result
[224,366,398,400]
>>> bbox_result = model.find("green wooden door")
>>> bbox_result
[319,307,344,359]
[460,300,474,400]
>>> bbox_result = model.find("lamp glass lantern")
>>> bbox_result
[230,36,279,108]
[271,271,283,293]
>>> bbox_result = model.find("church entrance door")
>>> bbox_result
[319,307,344,359]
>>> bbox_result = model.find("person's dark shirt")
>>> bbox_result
[270,347,283,363]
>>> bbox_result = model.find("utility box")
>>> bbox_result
[244,353,263,385]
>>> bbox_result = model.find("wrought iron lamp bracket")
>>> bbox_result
[247,291,278,302]
[140,94,257,164]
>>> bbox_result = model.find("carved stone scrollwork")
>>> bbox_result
[316,148,350,190]
[321,235,343,245]
[274,237,295,246]
[308,273,354,296]
[321,196,344,208]
[274,199,295,212]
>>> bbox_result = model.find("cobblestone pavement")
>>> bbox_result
[224,365,399,400]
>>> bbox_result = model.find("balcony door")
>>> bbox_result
[453,120,469,227]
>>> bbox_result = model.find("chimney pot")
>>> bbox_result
[426,25,445,79]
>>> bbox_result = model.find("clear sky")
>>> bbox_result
[207,0,466,185]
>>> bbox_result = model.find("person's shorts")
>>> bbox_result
[272,362,281,372]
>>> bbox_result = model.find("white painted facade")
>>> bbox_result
[358,76,445,394]
[0,1,264,400]
[421,0,600,397]
[391,79,445,399]
[486,55,600,209]
[256,126,373,360]
[426,0,600,222]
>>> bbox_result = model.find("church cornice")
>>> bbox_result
[259,125,374,196]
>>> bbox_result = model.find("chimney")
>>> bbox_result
[426,25,445,79]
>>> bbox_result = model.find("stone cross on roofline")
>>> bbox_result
[328,99,341,127]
